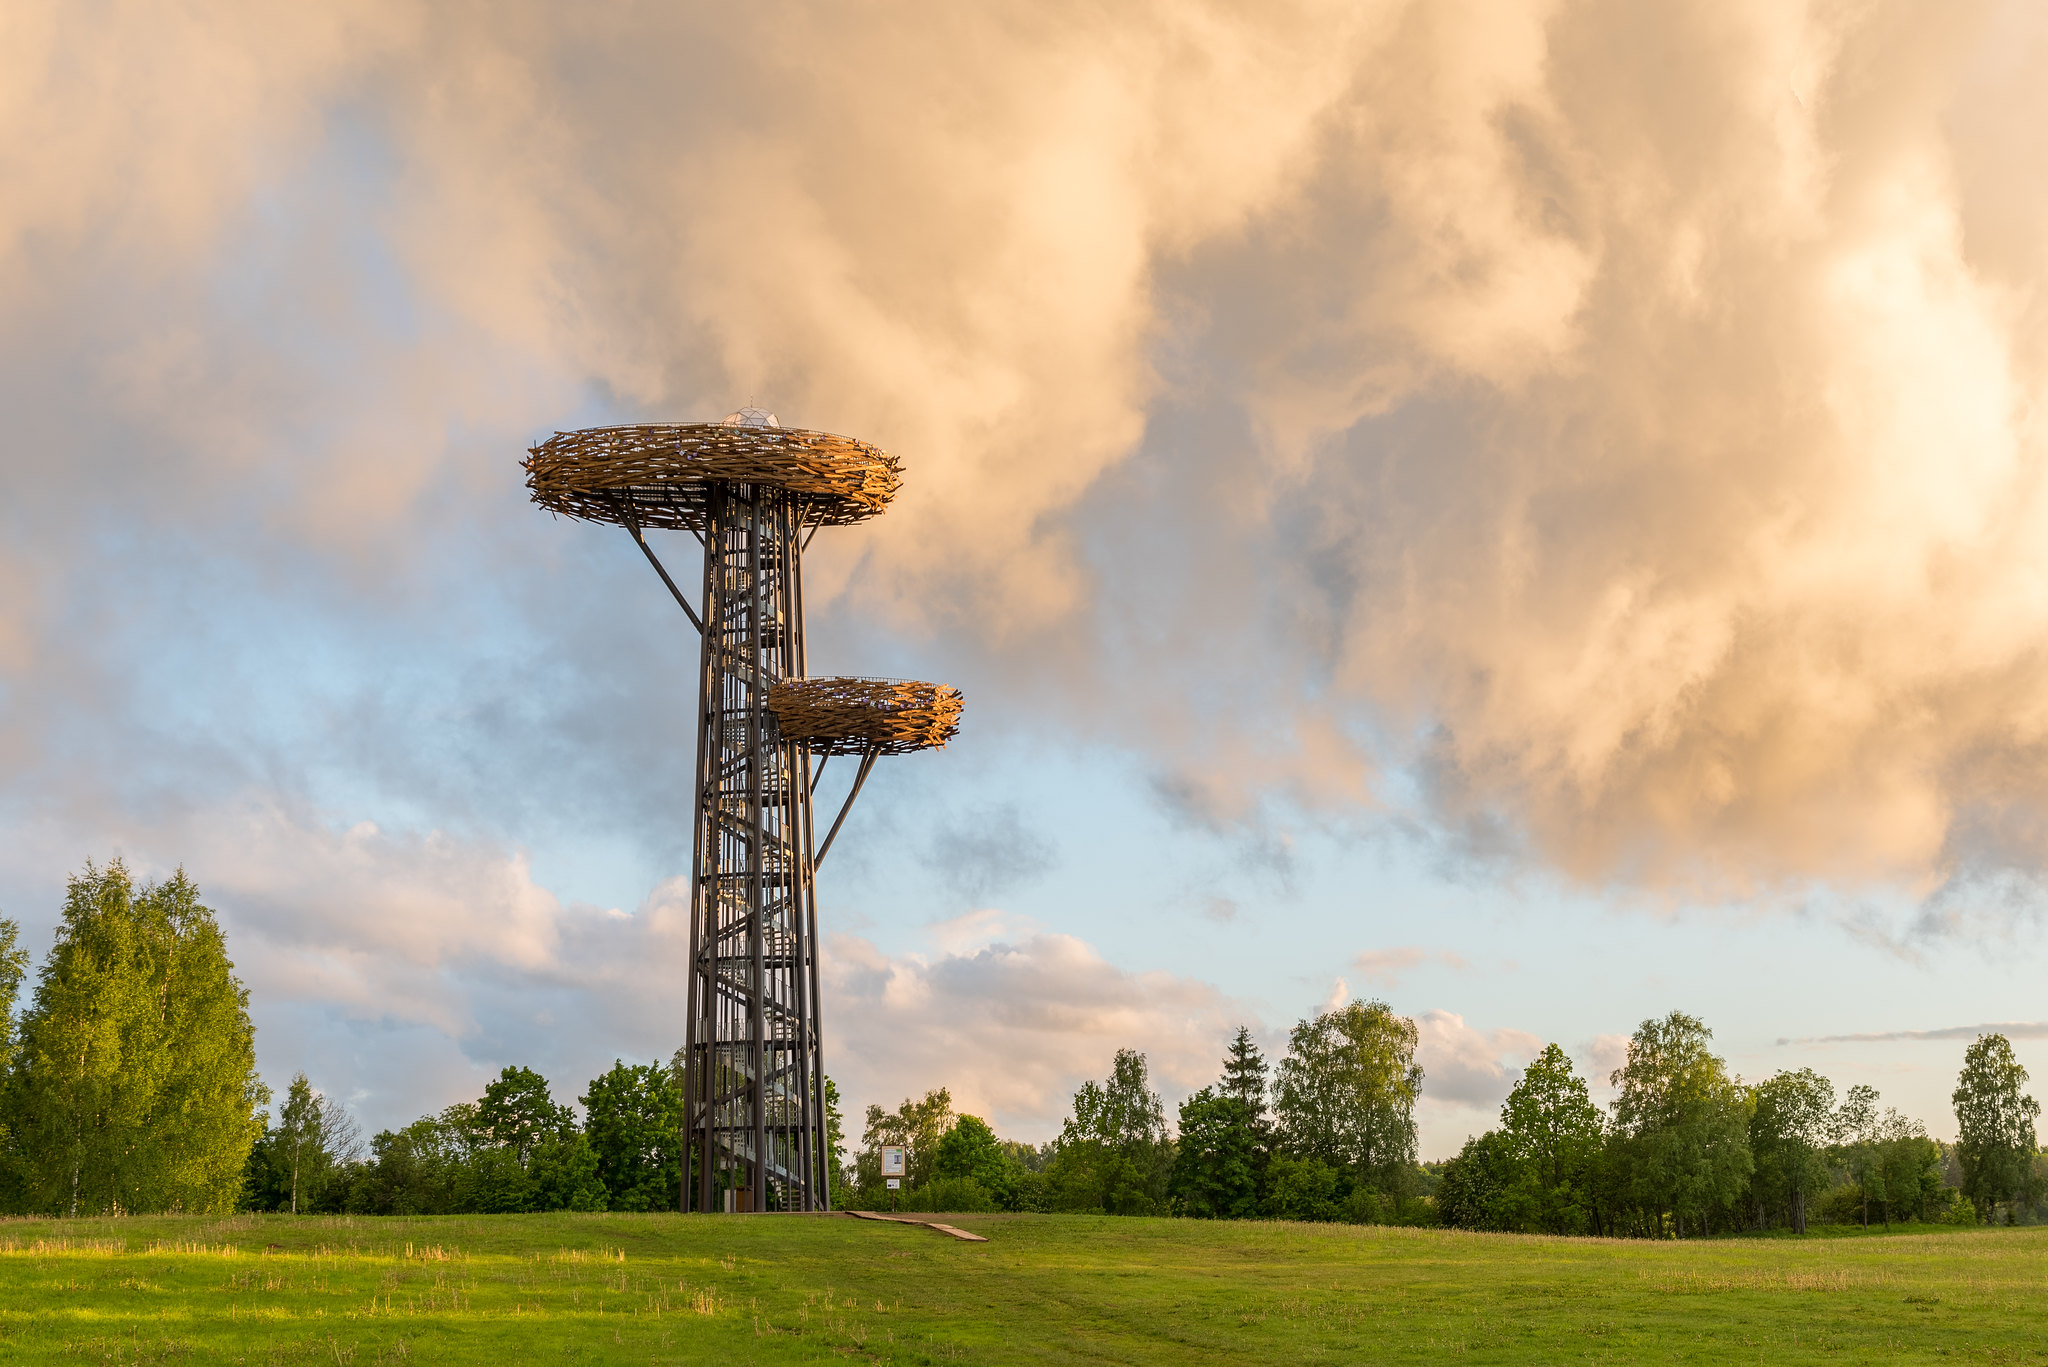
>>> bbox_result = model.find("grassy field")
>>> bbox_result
[0,1212,2042,1365]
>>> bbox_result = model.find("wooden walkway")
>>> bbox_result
[843,1210,989,1242]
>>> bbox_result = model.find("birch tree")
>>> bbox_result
[7,860,265,1214]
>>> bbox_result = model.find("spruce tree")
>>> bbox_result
[1219,1026,1270,1128]
[8,860,266,1215]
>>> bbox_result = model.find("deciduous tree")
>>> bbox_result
[249,1073,361,1214]
[1272,1000,1422,1196]
[581,1061,683,1212]
[1498,1043,1604,1234]
[1049,1049,1172,1214]
[475,1066,575,1161]
[1749,1068,1834,1232]
[7,861,266,1215]
[1607,1011,1751,1237]
[1953,1033,2041,1224]
[857,1087,954,1197]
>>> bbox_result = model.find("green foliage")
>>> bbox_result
[1607,1010,1752,1236]
[476,1066,575,1161]
[457,1143,537,1214]
[244,1073,361,1214]
[1048,1048,1173,1214]
[1497,1043,1604,1234]
[0,917,28,1190]
[530,1134,608,1211]
[1435,1130,1521,1231]
[1750,1068,1835,1233]
[932,1114,1017,1203]
[1830,1085,1948,1229]
[1001,1138,1051,1172]
[896,1174,1000,1213]
[1218,1026,1269,1127]
[334,1084,612,1217]
[4,860,265,1215]
[824,1075,846,1191]
[1170,1088,1261,1218]
[580,1060,683,1212]
[347,1113,466,1215]
[1262,1151,1341,1221]
[0,918,27,1066]
[1953,1033,2042,1223]
[1272,1000,1422,1196]
[854,1087,954,1201]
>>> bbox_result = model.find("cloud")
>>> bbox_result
[7,0,2048,1151]
[0,795,1248,1141]
[828,910,1252,1141]
[7,0,2048,909]
[1352,946,1469,988]
[919,802,1058,904]
[1413,1010,1544,1111]
[1777,1022,2048,1046]
[1583,1033,1633,1095]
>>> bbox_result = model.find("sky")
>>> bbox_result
[3,0,2047,1159]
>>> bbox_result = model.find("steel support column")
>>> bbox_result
[682,484,830,1212]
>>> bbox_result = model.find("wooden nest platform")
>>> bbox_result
[768,676,964,756]
[524,423,901,531]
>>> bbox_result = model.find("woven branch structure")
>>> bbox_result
[768,676,964,756]
[524,422,901,531]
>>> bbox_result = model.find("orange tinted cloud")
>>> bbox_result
[7,0,2048,899]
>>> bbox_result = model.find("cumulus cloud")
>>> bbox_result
[828,911,1251,1140]
[9,0,2048,1147]
[0,794,1247,1138]
[7,0,2048,905]
[1413,1010,1543,1110]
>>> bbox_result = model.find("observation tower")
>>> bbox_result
[524,408,962,1212]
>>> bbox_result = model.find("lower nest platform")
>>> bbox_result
[524,423,901,530]
[767,677,964,756]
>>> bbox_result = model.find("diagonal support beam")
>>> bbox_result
[813,744,880,872]
[616,499,704,635]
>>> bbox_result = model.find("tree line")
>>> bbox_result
[850,1006,2046,1234]
[0,861,780,1216]
[845,1002,1434,1220]
[1432,1012,2043,1235]
[3,861,2041,1229]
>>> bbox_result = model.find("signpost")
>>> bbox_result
[881,1145,906,1211]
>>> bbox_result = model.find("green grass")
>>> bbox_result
[0,1212,2042,1365]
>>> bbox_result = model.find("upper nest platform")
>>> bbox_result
[768,677,964,756]
[524,421,902,531]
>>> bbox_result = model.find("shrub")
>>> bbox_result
[897,1176,997,1213]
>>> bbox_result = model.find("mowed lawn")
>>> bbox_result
[1,1213,2042,1365]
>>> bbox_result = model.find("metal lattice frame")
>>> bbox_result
[687,484,828,1213]
[524,413,960,1215]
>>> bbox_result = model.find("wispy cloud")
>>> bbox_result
[1352,946,1469,988]
[1778,1023,2048,1046]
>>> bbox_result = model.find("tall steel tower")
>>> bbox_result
[524,409,961,1212]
